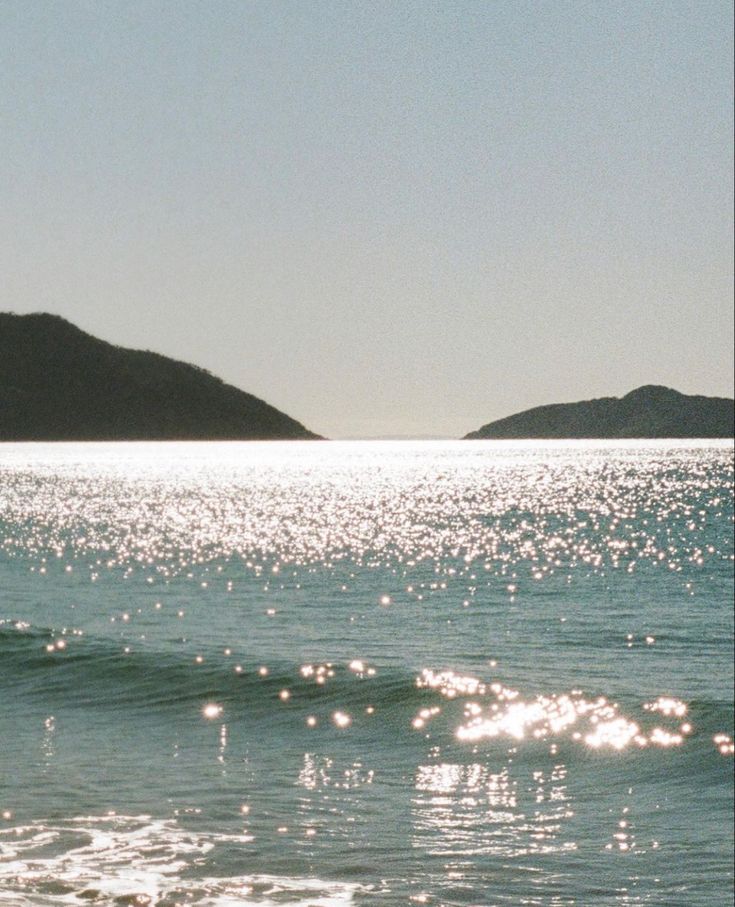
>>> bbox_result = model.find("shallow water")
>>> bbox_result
[0,440,732,906]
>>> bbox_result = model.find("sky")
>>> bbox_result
[1,1,732,439]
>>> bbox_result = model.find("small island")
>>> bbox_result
[464,385,734,440]
[0,313,321,441]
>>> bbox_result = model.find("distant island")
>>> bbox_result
[464,386,734,440]
[0,313,321,441]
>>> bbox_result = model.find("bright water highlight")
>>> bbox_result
[0,440,732,905]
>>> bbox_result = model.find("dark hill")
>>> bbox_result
[464,386,734,440]
[0,313,321,441]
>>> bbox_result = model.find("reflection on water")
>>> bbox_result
[0,440,732,905]
[413,760,575,860]
[417,670,697,752]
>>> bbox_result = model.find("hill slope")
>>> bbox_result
[464,386,734,440]
[0,313,321,441]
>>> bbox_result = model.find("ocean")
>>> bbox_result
[0,440,732,906]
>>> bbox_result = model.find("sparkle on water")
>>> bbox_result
[0,440,732,905]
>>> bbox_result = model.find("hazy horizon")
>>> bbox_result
[2,1,733,438]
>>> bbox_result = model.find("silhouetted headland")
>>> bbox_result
[464,386,734,440]
[0,313,322,440]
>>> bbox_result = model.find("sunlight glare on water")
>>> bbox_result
[0,440,732,905]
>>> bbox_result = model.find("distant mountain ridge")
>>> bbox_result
[464,386,734,440]
[0,313,321,441]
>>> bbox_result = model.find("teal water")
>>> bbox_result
[0,440,732,906]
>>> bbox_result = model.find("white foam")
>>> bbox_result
[0,814,359,906]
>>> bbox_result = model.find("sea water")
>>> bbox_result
[0,440,732,906]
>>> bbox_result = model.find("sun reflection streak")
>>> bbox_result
[412,759,577,860]
[5,442,729,594]
[450,685,694,751]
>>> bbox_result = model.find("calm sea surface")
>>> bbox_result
[0,440,732,906]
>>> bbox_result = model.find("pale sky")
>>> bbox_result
[2,1,732,438]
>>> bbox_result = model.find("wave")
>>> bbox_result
[1,620,731,763]
[0,619,416,715]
